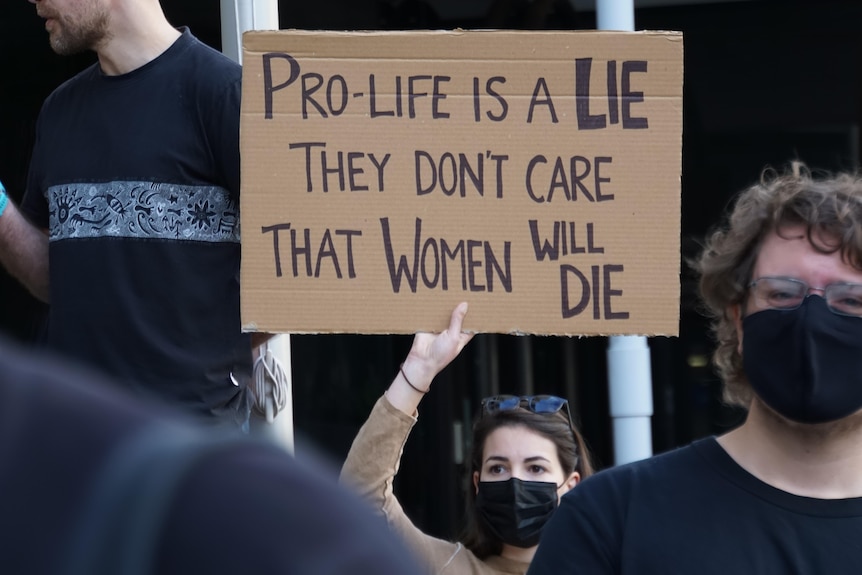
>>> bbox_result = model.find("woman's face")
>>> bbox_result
[473,424,579,497]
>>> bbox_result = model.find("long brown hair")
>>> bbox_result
[459,405,594,559]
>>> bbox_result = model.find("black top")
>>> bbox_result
[528,437,862,574]
[22,29,251,421]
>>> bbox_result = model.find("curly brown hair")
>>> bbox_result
[693,162,862,408]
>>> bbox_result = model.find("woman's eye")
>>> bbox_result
[529,465,547,474]
[488,464,506,474]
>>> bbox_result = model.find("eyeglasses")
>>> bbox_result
[748,276,862,317]
[481,395,575,430]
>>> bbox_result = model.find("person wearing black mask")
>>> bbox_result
[340,302,594,574]
[527,163,862,575]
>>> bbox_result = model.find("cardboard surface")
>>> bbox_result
[240,29,683,335]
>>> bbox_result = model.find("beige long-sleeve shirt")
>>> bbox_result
[340,395,530,575]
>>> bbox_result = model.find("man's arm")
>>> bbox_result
[0,187,50,303]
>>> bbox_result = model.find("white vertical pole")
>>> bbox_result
[597,0,654,466]
[596,0,635,32]
[261,332,294,452]
[607,336,653,464]
[219,0,293,452]
[220,0,280,64]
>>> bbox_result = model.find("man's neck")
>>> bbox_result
[718,400,862,499]
[96,3,181,76]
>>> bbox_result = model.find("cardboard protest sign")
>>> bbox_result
[240,30,683,335]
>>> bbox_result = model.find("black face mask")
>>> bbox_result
[474,477,559,548]
[742,296,862,424]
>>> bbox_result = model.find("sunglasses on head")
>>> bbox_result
[480,394,574,430]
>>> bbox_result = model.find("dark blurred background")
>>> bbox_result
[2,0,860,541]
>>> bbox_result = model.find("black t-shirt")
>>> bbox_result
[0,337,423,574]
[528,437,862,574]
[22,29,251,420]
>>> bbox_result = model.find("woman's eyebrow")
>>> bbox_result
[524,456,552,463]
[484,455,511,464]
[483,455,553,464]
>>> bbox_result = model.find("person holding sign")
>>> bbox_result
[527,163,862,574]
[340,302,594,574]
[0,0,260,427]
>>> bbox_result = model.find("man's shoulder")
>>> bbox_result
[179,30,241,85]
[572,438,718,500]
[42,62,100,110]
[607,437,712,474]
